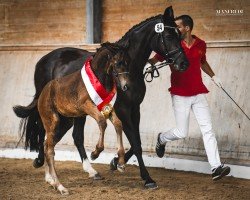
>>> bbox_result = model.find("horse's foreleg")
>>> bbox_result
[121,102,143,163]
[72,117,87,162]
[109,110,125,172]
[130,105,158,189]
[90,114,107,160]
[83,101,107,160]
[114,105,157,189]
[122,103,142,163]
[73,117,102,180]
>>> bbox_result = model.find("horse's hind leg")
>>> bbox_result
[73,117,102,180]
[109,110,125,172]
[33,117,45,168]
[34,116,73,168]
[42,113,69,195]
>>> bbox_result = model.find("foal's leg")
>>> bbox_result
[90,113,107,160]
[43,113,69,195]
[109,110,125,172]
[82,101,107,160]
[73,117,102,180]
[34,113,73,169]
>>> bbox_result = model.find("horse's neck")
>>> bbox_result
[117,18,161,75]
[91,50,114,91]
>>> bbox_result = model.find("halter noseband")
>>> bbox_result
[159,18,184,64]
[113,71,129,77]
[143,20,184,82]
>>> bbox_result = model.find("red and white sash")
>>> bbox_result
[81,57,117,111]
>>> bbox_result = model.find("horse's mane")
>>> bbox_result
[94,42,126,58]
[117,14,162,44]
[94,14,162,55]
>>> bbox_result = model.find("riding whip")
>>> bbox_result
[221,87,250,121]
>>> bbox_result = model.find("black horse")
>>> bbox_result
[13,6,188,189]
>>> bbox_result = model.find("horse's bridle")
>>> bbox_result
[106,52,130,78]
[144,20,184,82]
[113,70,129,77]
[111,61,130,91]
[160,20,184,65]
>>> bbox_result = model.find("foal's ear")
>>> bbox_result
[106,54,113,74]
[163,6,174,23]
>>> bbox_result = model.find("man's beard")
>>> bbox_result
[180,32,187,39]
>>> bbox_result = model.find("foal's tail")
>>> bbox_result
[13,96,43,151]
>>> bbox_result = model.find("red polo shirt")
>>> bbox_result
[154,35,209,96]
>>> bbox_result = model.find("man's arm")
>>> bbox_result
[148,53,166,65]
[201,60,215,78]
[201,61,223,88]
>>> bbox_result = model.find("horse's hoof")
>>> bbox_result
[110,157,118,171]
[90,152,98,161]
[33,158,44,168]
[58,184,69,195]
[93,173,104,180]
[117,164,125,173]
[144,182,158,189]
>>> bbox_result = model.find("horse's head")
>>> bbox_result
[151,6,189,72]
[104,43,130,91]
[111,49,130,91]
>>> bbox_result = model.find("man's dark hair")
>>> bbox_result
[175,15,194,31]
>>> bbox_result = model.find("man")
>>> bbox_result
[149,15,230,180]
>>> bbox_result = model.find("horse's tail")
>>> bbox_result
[13,97,42,151]
[13,98,37,118]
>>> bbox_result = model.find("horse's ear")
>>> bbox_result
[106,54,113,74]
[163,6,174,23]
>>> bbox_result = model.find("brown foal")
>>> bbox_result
[37,43,130,195]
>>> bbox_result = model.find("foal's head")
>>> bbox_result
[109,50,130,91]
[102,43,130,91]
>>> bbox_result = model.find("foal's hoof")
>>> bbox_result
[90,152,99,161]
[93,173,104,180]
[117,164,125,173]
[144,181,158,190]
[110,157,118,171]
[58,184,69,195]
[33,158,44,168]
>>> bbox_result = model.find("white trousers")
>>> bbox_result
[160,94,221,170]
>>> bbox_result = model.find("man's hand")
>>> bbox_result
[211,76,223,88]
[144,62,154,73]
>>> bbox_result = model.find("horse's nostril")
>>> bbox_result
[122,85,128,91]
[180,61,189,71]
[174,64,179,71]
